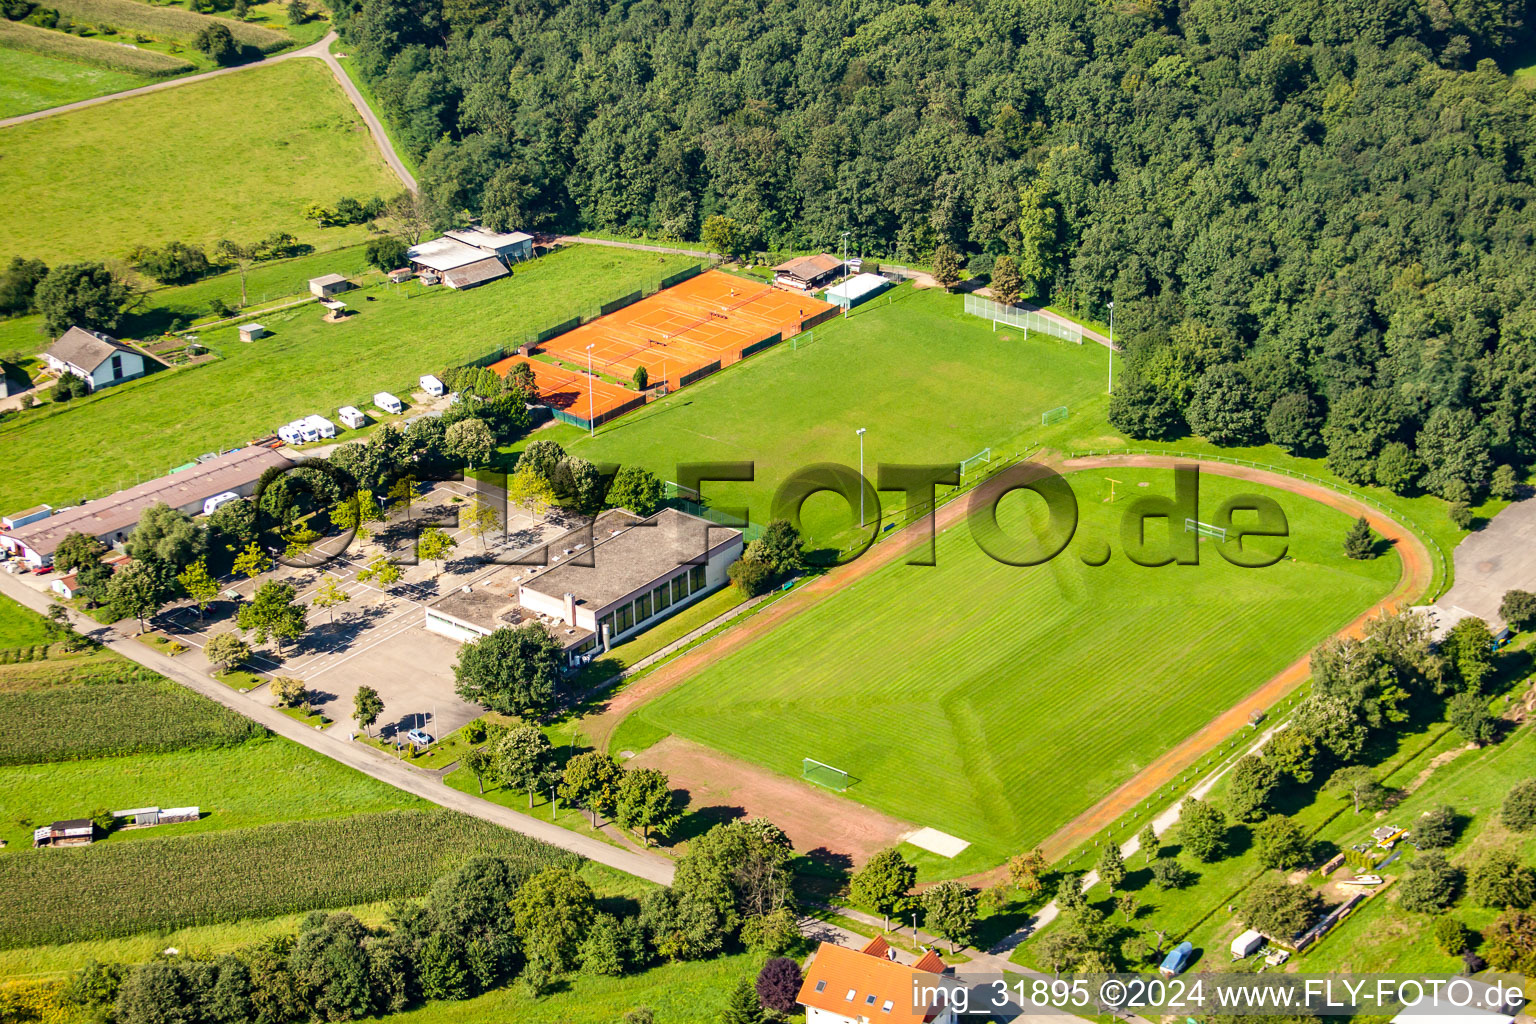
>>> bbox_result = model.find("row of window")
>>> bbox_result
[599,565,708,641]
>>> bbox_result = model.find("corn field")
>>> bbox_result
[47,0,289,51]
[0,661,264,766]
[0,810,576,948]
[0,18,194,75]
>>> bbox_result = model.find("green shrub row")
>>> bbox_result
[0,644,51,664]
[0,810,577,947]
[0,661,265,765]
[0,17,193,74]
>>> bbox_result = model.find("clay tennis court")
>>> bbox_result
[538,269,835,389]
[486,354,645,425]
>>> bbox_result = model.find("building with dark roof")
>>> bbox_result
[773,253,844,292]
[42,327,148,392]
[443,256,511,290]
[424,507,743,666]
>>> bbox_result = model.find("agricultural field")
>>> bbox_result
[623,467,1402,870]
[0,245,695,511]
[0,657,264,765]
[0,18,192,78]
[0,37,162,118]
[0,809,574,946]
[542,283,1113,546]
[0,59,399,265]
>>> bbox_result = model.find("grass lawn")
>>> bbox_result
[384,953,760,1024]
[536,283,1112,546]
[0,245,695,512]
[0,597,54,648]
[277,704,330,728]
[627,468,1400,868]
[572,584,749,689]
[0,59,399,265]
[0,736,421,850]
[0,46,147,118]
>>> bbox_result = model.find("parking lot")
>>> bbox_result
[147,479,578,743]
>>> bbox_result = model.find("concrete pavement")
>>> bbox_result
[0,569,674,884]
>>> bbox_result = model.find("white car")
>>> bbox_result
[406,729,433,746]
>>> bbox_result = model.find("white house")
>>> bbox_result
[42,327,147,392]
[797,938,956,1024]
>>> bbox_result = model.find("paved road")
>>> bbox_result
[0,570,673,884]
[0,31,418,193]
[1421,491,1536,633]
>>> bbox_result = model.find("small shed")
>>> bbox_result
[309,274,354,299]
[3,505,53,531]
[338,406,367,430]
[419,272,441,287]
[51,573,79,599]
[34,819,94,847]
[373,391,403,414]
[388,268,413,284]
[1231,929,1263,959]
[420,374,445,397]
[238,323,268,343]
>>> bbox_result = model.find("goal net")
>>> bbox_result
[1042,405,1069,425]
[792,329,816,350]
[1184,518,1227,542]
[960,447,991,476]
[802,757,850,792]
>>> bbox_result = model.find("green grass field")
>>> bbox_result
[0,45,150,119]
[537,283,1113,545]
[0,245,694,511]
[0,59,399,265]
[626,467,1400,868]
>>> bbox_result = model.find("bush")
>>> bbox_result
[1415,805,1458,850]
[1150,857,1194,890]
[728,556,773,596]
[1504,780,1536,832]
[1434,917,1470,956]
[1397,852,1463,913]
[1469,850,1536,909]
[1449,501,1474,529]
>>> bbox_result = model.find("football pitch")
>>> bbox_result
[623,466,1401,868]
[544,283,1113,545]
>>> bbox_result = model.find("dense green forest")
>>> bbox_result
[333,0,1536,501]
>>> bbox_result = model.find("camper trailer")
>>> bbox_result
[420,374,446,397]
[338,406,367,430]
[277,420,307,445]
[202,492,240,516]
[304,415,337,441]
[373,392,403,414]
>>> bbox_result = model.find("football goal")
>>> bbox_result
[960,447,992,476]
[1184,518,1228,542]
[802,757,851,792]
[792,329,816,351]
[1042,405,1069,426]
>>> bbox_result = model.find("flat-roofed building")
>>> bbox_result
[425,507,743,666]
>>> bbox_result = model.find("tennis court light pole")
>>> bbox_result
[857,427,867,526]
[586,343,595,435]
[1106,301,1115,394]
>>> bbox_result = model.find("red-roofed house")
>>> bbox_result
[797,939,955,1024]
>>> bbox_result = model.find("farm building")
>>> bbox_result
[796,937,953,1024]
[443,227,534,262]
[42,327,148,393]
[424,507,743,665]
[0,447,291,568]
[238,323,268,342]
[33,819,94,848]
[114,806,199,828]
[309,274,354,299]
[773,253,843,292]
[442,257,509,290]
[825,272,891,308]
[388,268,413,283]
[51,573,79,599]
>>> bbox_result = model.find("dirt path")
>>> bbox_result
[629,736,912,868]
[1019,454,1435,863]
